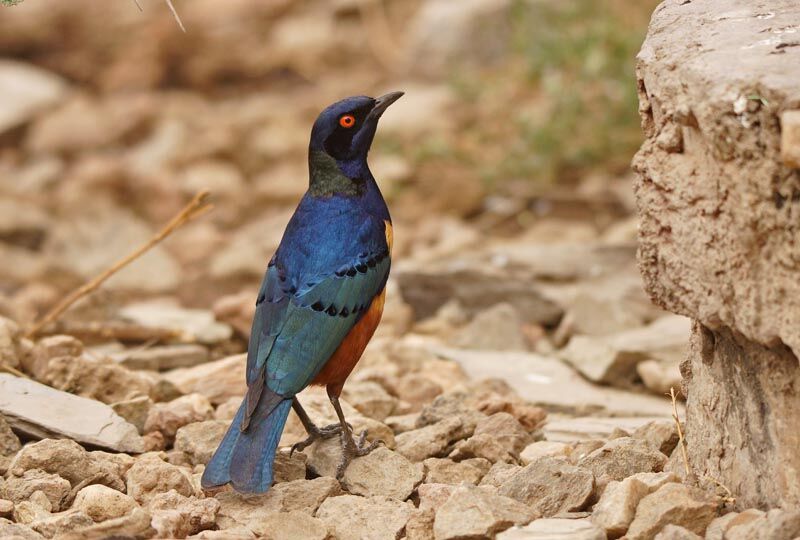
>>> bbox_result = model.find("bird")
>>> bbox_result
[201,91,403,494]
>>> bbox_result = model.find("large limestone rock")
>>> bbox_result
[633,0,800,509]
[0,375,144,453]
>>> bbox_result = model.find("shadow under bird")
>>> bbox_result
[202,91,403,493]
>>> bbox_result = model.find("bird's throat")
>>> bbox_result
[308,150,364,197]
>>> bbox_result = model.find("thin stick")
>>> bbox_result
[0,364,30,379]
[670,386,691,478]
[25,191,212,339]
[163,0,186,32]
[132,0,143,12]
[702,474,736,505]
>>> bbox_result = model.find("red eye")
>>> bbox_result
[339,114,356,128]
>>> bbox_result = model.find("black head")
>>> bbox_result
[309,92,403,170]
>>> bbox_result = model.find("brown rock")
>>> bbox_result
[479,462,522,488]
[724,509,800,540]
[423,457,490,485]
[395,418,464,462]
[0,498,13,519]
[125,458,194,505]
[258,511,329,540]
[341,447,423,500]
[174,420,227,466]
[9,439,125,493]
[520,441,571,465]
[272,448,308,483]
[55,507,155,540]
[704,509,763,540]
[497,517,605,540]
[474,395,547,432]
[433,484,536,540]
[316,495,414,540]
[341,381,397,422]
[498,457,594,518]
[113,344,210,372]
[164,354,247,405]
[626,483,717,540]
[144,393,214,443]
[591,472,678,538]
[149,490,219,538]
[215,477,342,535]
[632,420,680,456]
[654,524,703,540]
[449,433,518,464]
[385,413,420,434]
[473,412,532,454]
[0,413,21,457]
[1,470,71,512]
[110,396,153,435]
[577,437,667,483]
[392,374,443,413]
[71,484,138,522]
[0,519,43,540]
[405,508,435,540]
[30,510,94,538]
[451,303,529,351]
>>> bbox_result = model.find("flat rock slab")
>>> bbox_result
[498,518,606,540]
[543,416,673,443]
[0,374,144,453]
[432,347,677,418]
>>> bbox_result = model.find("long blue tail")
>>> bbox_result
[201,396,292,493]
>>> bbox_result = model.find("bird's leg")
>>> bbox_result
[290,398,345,455]
[328,389,383,479]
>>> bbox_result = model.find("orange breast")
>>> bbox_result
[311,288,386,395]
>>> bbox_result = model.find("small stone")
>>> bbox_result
[144,393,214,443]
[113,344,210,371]
[631,420,680,457]
[451,303,529,351]
[341,381,397,422]
[395,417,465,462]
[110,396,153,435]
[9,439,125,493]
[54,507,155,540]
[258,511,329,540]
[498,518,606,540]
[405,508,435,540]
[125,458,194,505]
[636,359,682,396]
[164,354,247,405]
[780,110,800,168]
[0,498,13,519]
[449,433,519,464]
[316,495,414,540]
[655,524,703,539]
[416,392,484,439]
[341,447,423,500]
[577,437,667,484]
[705,509,763,540]
[418,483,456,512]
[119,301,233,345]
[479,462,522,488]
[473,412,532,454]
[215,477,342,535]
[725,509,800,540]
[13,498,50,525]
[149,490,219,538]
[392,374,443,412]
[273,448,308,483]
[433,484,536,540]
[591,472,678,538]
[30,510,94,538]
[0,61,68,135]
[25,336,83,380]
[474,395,547,432]
[423,457,490,485]
[214,397,241,421]
[499,457,594,518]
[626,483,717,540]
[0,413,21,457]
[174,420,227,466]
[385,413,420,434]
[520,441,572,465]
[0,519,43,540]
[71,484,138,522]
[1,470,71,512]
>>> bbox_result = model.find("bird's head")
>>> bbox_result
[308,92,403,184]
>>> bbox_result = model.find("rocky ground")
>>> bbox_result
[1,0,796,539]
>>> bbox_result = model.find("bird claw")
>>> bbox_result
[335,429,384,479]
[290,422,343,456]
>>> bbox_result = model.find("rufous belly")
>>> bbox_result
[310,287,385,395]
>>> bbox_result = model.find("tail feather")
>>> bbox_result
[201,396,292,493]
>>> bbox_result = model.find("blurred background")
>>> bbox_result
[0,0,682,403]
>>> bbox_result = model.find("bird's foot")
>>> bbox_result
[335,429,384,479]
[290,422,346,455]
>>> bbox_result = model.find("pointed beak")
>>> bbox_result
[371,91,404,118]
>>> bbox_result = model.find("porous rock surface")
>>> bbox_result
[633,0,800,509]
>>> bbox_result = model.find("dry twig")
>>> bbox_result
[163,0,186,33]
[0,364,30,379]
[25,191,212,339]
[670,386,691,478]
